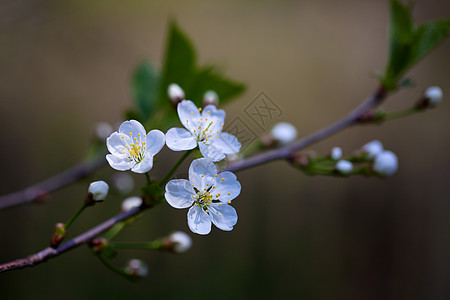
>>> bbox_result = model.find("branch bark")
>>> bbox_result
[0,154,106,210]
[0,86,387,273]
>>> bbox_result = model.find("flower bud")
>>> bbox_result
[270,122,298,145]
[168,83,185,104]
[94,122,113,140]
[373,150,398,177]
[424,86,443,106]
[166,231,192,253]
[125,259,148,277]
[362,140,383,158]
[88,181,109,201]
[50,222,67,248]
[331,147,342,160]
[121,196,143,212]
[202,90,219,107]
[335,160,353,175]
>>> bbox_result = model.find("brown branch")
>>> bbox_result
[0,153,106,210]
[225,86,386,172]
[0,86,387,273]
[0,206,142,273]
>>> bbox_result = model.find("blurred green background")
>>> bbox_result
[0,0,449,299]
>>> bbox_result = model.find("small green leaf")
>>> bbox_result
[131,60,159,120]
[159,21,245,111]
[382,0,450,90]
[159,21,197,110]
[409,19,450,67]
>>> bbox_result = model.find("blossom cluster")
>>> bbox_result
[105,93,242,235]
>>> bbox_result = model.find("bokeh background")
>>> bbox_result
[0,0,449,299]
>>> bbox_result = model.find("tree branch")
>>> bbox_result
[0,86,387,273]
[0,154,106,210]
[225,86,386,172]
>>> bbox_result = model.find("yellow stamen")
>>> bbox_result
[228,201,231,204]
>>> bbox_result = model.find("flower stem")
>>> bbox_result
[95,254,131,279]
[103,222,126,240]
[384,107,419,120]
[145,172,151,185]
[65,203,88,230]
[112,240,162,250]
[159,150,192,186]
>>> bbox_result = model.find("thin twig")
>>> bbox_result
[224,86,386,172]
[0,154,106,210]
[0,86,387,273]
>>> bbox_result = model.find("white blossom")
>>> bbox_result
[88,181,109,201]
[106,120,165,173]
[165,158,241,235]
[168,83,185,102]
[336,160,353,175]
[270,122,298,145]
[331,147,343,160]
[168,231,192,253]
[166,100,241,162]
[125,259,148,277]
[424,86,443,106]
[373,150,398,177]
[362,140,384,158]
[121,196,143,212]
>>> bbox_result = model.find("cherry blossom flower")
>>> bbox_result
[106,120,165,173]
[373,150,398,177]
[165,158,241,235]
[165,100,241,162]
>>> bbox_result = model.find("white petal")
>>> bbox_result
[118,120,146,138]
[177,100,200,133]
[165,179,196,209]
[166,128,197,151]
[213,133,241,155]
[209,204,238,231]
[187,206,212,235]
[211,171,241,203]
[131,155,153,173]
[146,129,165,156]
[189,158,218,190]
[106,154,133,171]
[199,142,226,162]
[106,132,131,158]
[201,105,225,133]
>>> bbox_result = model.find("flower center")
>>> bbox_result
[121,133,147,163]
[194,192,213,211]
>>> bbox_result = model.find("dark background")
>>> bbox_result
[0,0,449,299]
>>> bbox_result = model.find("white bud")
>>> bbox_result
[203,90,219,107]
[88,181,109,201]
[373,150,398,177]
[112,173,135,194]
[424,86,443,106]
[362,140,384,158]
[270,122,298,145]
[125,259,148,277]
[121,196,142,212]
[168,231,192,253]
[335,160,353,175]
[94,122,113,140]
[331,147,342,160]
[167,83,185,102]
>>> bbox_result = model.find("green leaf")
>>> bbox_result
[159,21,245,111]
[409,19,450,67]
[384,0,415,87]
[383,0,450,90]
[159,21,197,110]
[131,60,159,120]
